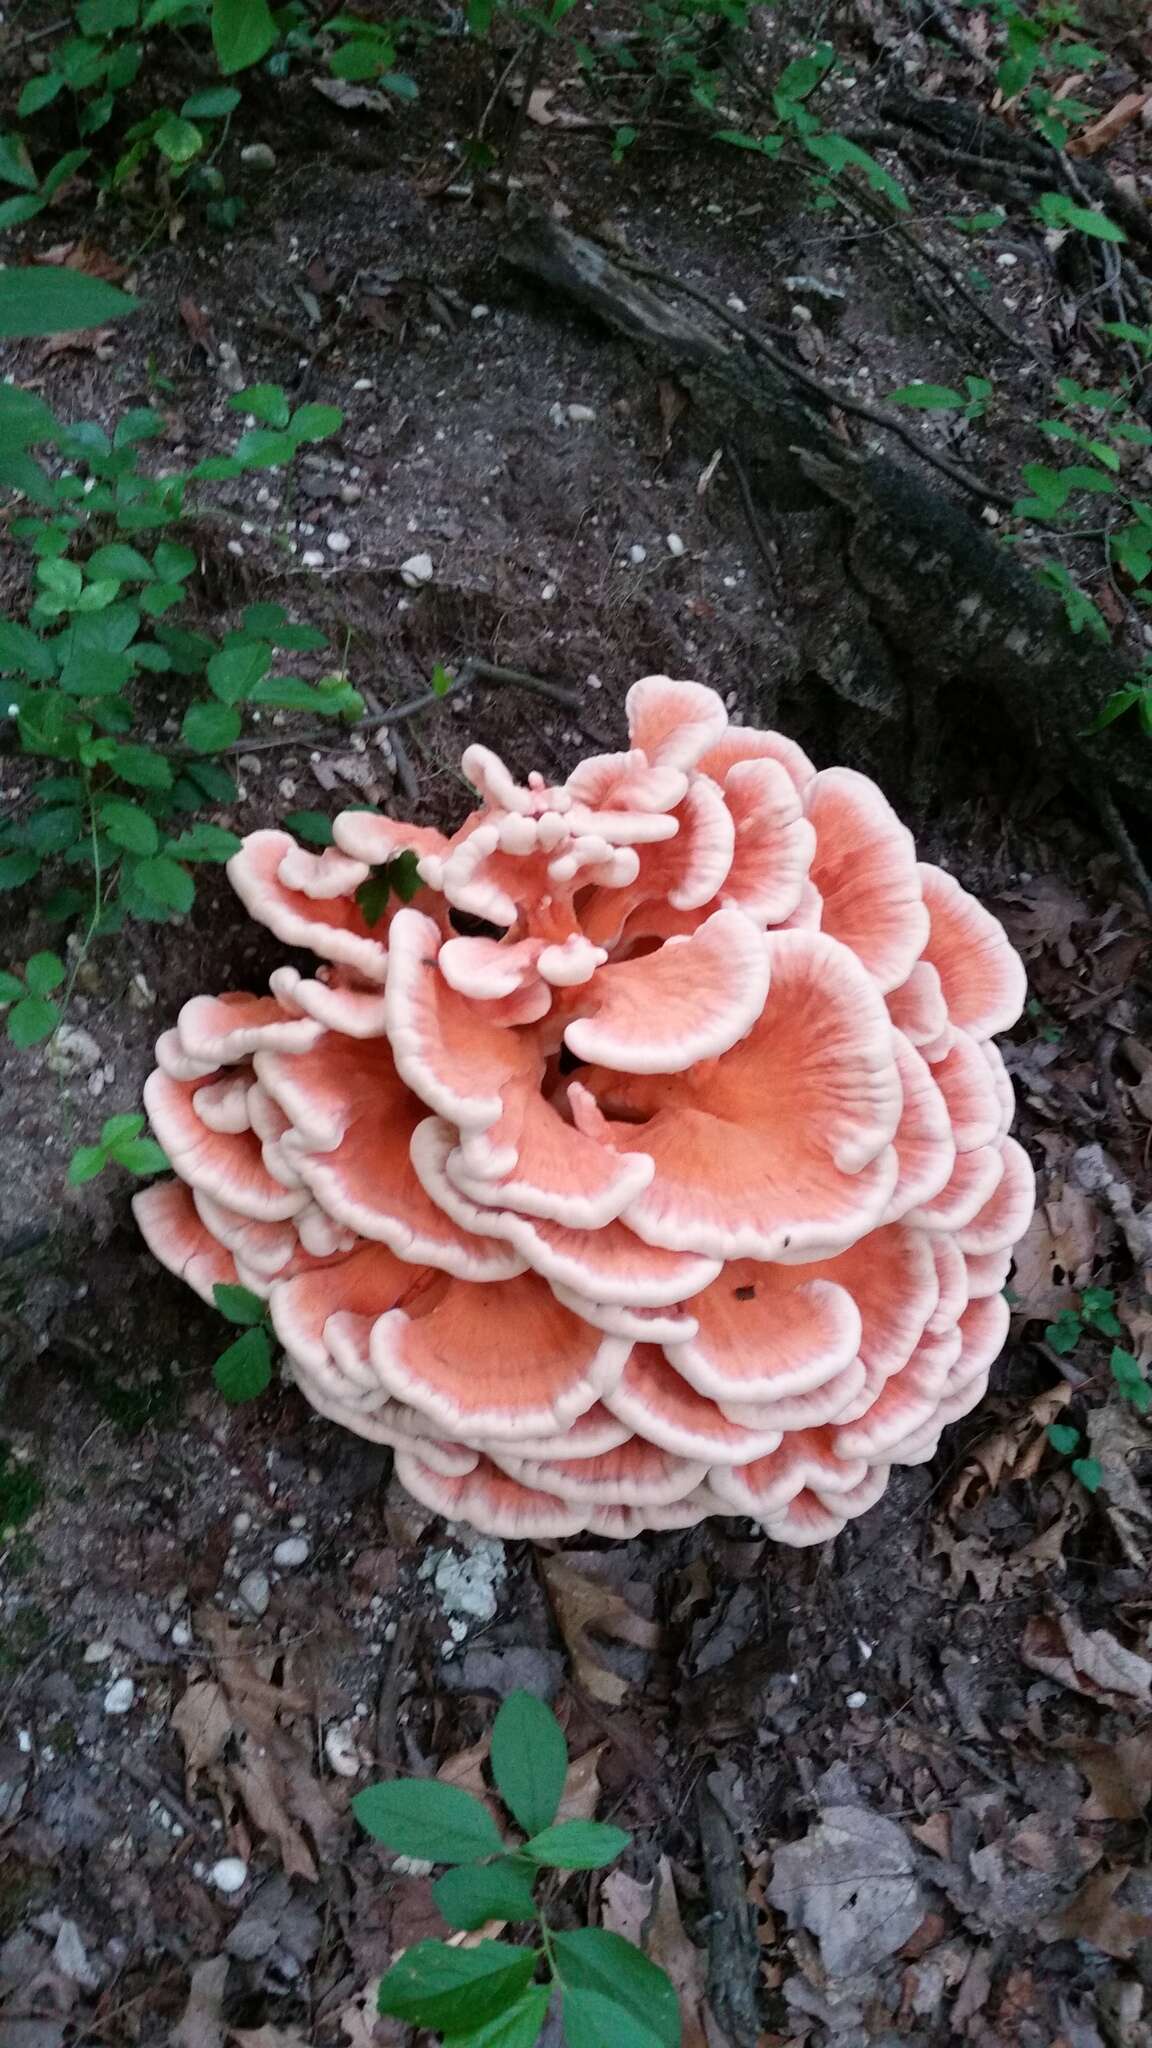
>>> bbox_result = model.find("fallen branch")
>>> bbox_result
[696,1773,761,2048]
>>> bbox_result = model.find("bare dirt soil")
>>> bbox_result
[2,8,1152,2046]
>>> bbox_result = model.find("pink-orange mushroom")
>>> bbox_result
[133,677,1034,1546]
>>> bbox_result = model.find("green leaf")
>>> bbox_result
[230,382,291,428]
[288,402,343,442]
[356,869,392,927]
[887,383,966,409]
[1046,1422,1080,1456]
[1081,1286,1122,1335]
[110,742,173,789]
[281,811,333,845]
[431,661,454,697]
[182,701,242,752]
[353,1778,505,1864]
[376,1941,537,2033]
[154,113,203,164]
[211,0,277,73]
[563,1986,670,2048]
[388,848,421,902]
[490,1692,567,1839]
[0,971,25,1001]
[132,853,194,912]
[1071,1456,1102,1493]
[0,849,45,891]
[166,823,242,861]
[1035,191,1125,243]
[8,994,60,1047]
[0,134,39,194]
[87,543,155,581]
[0,267,137,339]
[0,620,56,677]
[0,196,45,232]
[100,798,160,855]
[23,951,65,996]
[207,639,272,703]
[805,131,908,209]
[232,427,299,469]
[1045,1310,1082,1356]
[214,1323,273,1402]
[19,74,66,117]
[68,1144,108,1185]
[182,86,242,118]
[524,1820,630,1870]
[180,758,236,802]
[213,1281,267,1326]
[100,1113,145,1146]
[108,1135,169,1174]
[433,1859,539,1931]
[152,539,197,582]
[553,1930,679,2048]
[443,1985,551,2047]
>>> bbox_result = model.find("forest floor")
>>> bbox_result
[1,5,1152,2046]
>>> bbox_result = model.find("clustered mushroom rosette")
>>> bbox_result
[134,677,1034,1545]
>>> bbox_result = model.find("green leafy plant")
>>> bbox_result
[0,267,138,339]
[355,1691,681,2046]
[1044,1422,1102,1492]
[0,951,67,1047]
[212,1282,274,1401]
[1044,1285,1123,1355]
[68,1112,168,1183]
[887,377,992,423]
[0,132,90,231]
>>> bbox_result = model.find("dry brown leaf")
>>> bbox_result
[1020,1611,1152,1708]
[1000,878,1089,960]
[947,1386,1068,1509]
[228,1735,319,1883]
[1062,1730,1152,1821]
[1039,1865,1152,1959]
[909,1813,952,1860]
[543,1558,659,1705]
[174,1955,229,2048]
[931,1530,1003,1601]
[231,2029,312,2047]
[525,86,595,128]
[601,1868,654,1947]
[172,1678,233,1780]
[1068,90,1151,157]
[311,76,394,113]
[39,239,129,282]
[556,1744,607,1822]
[644,1859,717,2048]
[1008,1208,1082,1320]
[197,1609,309,1743]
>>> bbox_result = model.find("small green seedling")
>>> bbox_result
[0,951,66,1046]
[355,1690,681,2047]
[1044,1286,1122,1355]
[68,1112,168,1183]
[1045,1422,1102,1493]
[212,1282,274,1402]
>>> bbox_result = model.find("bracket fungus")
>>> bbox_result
[135,677,1033,1544]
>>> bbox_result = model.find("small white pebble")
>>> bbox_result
[226,540,244,558]
[846,1690,868,1709]
[273,1536,310,1568]
[628,543,647,565]
[324,1723,363,1777]
[171,1620,193,1649]
[326,530,351,555]
[339,481,362,504]
[996,251,1018,268]
[352,377,373,391]
[238,1569,270,1618]
[209,1857,249,1895]
[541,581,557,601]
[103,1678,136,1715]
[83,1642,115,1664]
[722,574,737,588]
[567,403,596,423]
[471,303,490,319]
[231,1512,251,1538]
[302,549,325,568]
[665,533,685,556]
[400,552,434,588]
[981,507,1001,526]
[17,1730,31,1754]
[289,1513,307,1530]
[727,293,747,312]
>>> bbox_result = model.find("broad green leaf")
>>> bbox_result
[0,267,138,340]
[887,383,966,410]
[376,1941,537,2033]
[107,1135,168,1174]
[8,994,60,1047]
[0,850,41,890]
[68,1144,108,1185]
[154,114,203,164]
[19,74,66,117]
[0,196,45,232]
[230,383,291,428]
[1071,1455,1102,1492]
[100,1113,145,1146]
[211,0,277,73]
[110,742,173,789]
[288,402,343,441]
[562,1986,669,2048]
[207,639,271,703]
[213,1281,267,1326]
[23,951,65,996]
[352,1778,505,1864]
[0,620,56,676]
[232,427,299,468]
[246,675,329,710]
[165,823,242,860]
[1035,191,1125,243]
[490,1691,567,1839]
[182,701,242,751]
[86,543,155,581]
[100,798,160,855]
[805,131,908,209]
[1046,1423,1080,1456]
[0,133,39,193]
[0,971,25,1001]
[214,1323,273,1401]
[444,1986,552,2047]
[132,852,194,912]
[281,810,333,845]
[58,651,133,698]
[381,71,418,100]
[552,1929,680,2048]
[523,1820,630,1870]
[433,1859,539,1932]
[152,539,197,582]
[182,86,242,118]
[179,758,235,802]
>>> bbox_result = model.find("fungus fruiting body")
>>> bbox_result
[135,678,1033,1544]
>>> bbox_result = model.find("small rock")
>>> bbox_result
[231,1512,252,1537]
[846,1690,868,1708]
[400,552,434,588]
[665,532,685,556]
[209,1857,249,1895]
[238,1569,270,1618]
[301,549,325,568]
[338,481,362,504]
[273,1536,310,1568]
[352,377,374,391]
[83,1642,115,1664]
[443,1646,564,1699]
[471,303,490,319]
[103,1678,135,1715]
[241,142,276,172]
[53,1919,102,1991]
[541,582,558,601]
[726,293,747,312]
[326,530,351,555]
[46,1026,102,1075]
[324,1723,363,1777]
[628,543,647,565]
[171,1620,193,1649]
[567,403,596,423]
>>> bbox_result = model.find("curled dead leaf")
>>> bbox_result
[1068,91,1151,158]
[542,1557,659,1706]
[1038,1865,1152,1959]
[1062,1730,1152,1821]
[1020,1611,1152,1709]
[947,1385,1068,1510]
[172,1677,233,1781]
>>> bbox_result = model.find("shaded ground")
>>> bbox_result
[2,6,1152,2045]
